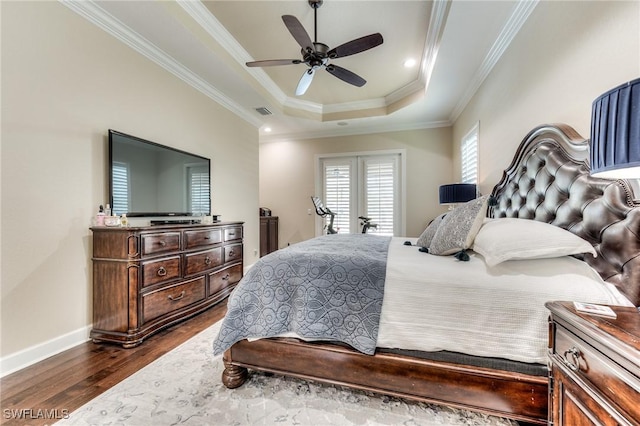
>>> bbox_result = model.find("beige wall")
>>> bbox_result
[1,2,259,366]
[259,127,453,243]
[453,0,640,195]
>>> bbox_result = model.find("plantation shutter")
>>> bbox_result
[188,165,210,215]
[323,162,352,233]
[319,153,401,236]
[362,156,396,236]
[461,125,478,184]
[112,162,129,216]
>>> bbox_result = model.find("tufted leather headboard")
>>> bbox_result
[490,124,640,306]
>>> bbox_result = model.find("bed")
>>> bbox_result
[213,124,640,425]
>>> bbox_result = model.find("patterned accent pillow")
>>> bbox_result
[416,213,447,248]
[429,195,489,256]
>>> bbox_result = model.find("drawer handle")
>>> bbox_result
[204,257,211,265]
[157,266,167,277]
[563,347,581,372]
[168,290,185,301]
[159,241,166,247]
[228,249,235,257]
[222,273,230,281]
[228,232,236,237]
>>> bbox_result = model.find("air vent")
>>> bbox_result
[254,107,272,116]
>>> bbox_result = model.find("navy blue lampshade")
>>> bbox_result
[590,77,640,178]
[439,183,477,204]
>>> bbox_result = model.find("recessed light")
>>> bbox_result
[403,58,416,68]
[263,127,272,132]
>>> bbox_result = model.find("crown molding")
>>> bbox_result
[176,0,290,107]
[323,98,388,114]
[60,0,536,142]
[420,0,451,95]
[178,0,446,122]
[259,119,451,143]
[280,94,388,117]
[448,0,539,122]
[60,0,262,128]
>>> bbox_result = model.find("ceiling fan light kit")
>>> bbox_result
[245,0,383,96]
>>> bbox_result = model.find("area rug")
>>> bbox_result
[57,322,518,425]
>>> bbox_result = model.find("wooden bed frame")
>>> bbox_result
[221,124,640,425]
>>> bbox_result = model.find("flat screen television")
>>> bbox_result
[108,129,211,217]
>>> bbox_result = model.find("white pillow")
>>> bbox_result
[472,218,597,266]
[429,195,489,255]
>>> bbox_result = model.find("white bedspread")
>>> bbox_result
[376,238,633,364]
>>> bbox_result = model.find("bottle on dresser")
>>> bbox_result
[95,205,105,226]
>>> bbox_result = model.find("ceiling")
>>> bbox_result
[66,1,539,142]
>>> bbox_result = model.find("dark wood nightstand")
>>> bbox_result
[545,301,640,425]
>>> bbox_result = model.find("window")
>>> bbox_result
[318,152,403,236]
[111,161,129,215]
[362,156,396,235]
[323,160,354,233]
[187,164,210,215]
[461,123,479,184]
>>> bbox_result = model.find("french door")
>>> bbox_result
[317,152,403,236]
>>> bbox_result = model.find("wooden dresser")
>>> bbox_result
[546,301,640,425]
[90,222,243,347]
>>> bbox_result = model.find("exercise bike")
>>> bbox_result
[311,197,379,234]
[311,196,337,234]
[359,216,378,233]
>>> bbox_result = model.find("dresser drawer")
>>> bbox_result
[142,256,181,287]
[224,226,242,242]
[184,247,223,276]
[225,243,243,263]
[141,232,181,256]
[184,228,222,249]
[209,263,243,295]
[142,277,206,322]
[553,326,640,421]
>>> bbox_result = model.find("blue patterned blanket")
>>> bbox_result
[213,234,391,355]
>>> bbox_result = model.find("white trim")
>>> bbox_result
[176,0,289,107]
[400,151,407,237]
[177,0,449,120]
[420,0,451,96]
[243,263,255,275]
[59,0,262,129]
[1,325,92,377]
[62,0,536,141]
[449,0,539,122]
[260,120,451,144]
[315,149,407,237]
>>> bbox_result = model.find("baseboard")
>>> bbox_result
[243,263,255,274]
[0,325,92,377]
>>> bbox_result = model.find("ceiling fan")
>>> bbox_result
[245,0,384,96]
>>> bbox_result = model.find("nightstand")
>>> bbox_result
[545,301,640,425]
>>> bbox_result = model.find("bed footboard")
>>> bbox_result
[222,338,548,425]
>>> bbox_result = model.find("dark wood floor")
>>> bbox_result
[0,303,226,426]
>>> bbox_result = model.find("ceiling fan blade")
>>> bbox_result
[246,59,302,67]
[282,15,314,53]
[325,65,366,87]
[296,69,316,96]
[327,33,384,59]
